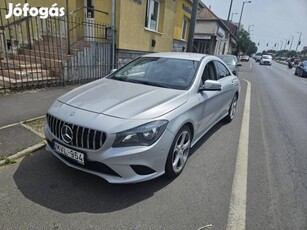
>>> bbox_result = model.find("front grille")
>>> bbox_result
[46,114,106,150]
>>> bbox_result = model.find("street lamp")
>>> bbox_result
[237,1,252,34]
[231,12,238,21]
[296,32,302,52]
[289,35,294,51]
[248,24,254,33]
[284,39,287,50]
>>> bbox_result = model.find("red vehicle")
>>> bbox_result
[240,55,249,62]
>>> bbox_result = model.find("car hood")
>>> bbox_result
[58,78,188,119]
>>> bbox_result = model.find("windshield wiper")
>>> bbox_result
[111,77,169,88]
[111,76,128,82]
[127,79,169,88]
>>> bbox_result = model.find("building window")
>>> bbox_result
[145,0,160,31]
[181,17,189,41]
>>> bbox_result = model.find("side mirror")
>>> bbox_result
[110,69,118,74]
[199,80,222,92]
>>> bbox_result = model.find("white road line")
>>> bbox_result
[249,61,253,69]
[301,80,307,85]
[226,79,251,230]
[0,115,45,130]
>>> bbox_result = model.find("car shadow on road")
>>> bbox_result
[190,120,227,157]
[13,150,172,214]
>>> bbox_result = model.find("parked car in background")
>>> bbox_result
[260,55,273,65]
[240,55,250,62]
[294,61,307,77]
[44,52,240,184]
[255,55,262,62]
[216,54,241,76]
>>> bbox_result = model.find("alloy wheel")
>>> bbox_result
[172,130,191,173]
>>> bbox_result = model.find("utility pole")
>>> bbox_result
[296,32,302,52]
[187,0,198,52]
[227,0,234,21]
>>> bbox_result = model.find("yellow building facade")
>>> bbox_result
[0,0,202,66]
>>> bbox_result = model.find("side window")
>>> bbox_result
[181,17,189,41]
[145,0,160,31]
[215,61,231,79]
[201,61,217,83]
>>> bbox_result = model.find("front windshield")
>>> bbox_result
[109,57,199,90]
[263,55,272,59]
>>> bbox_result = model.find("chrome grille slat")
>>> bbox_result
[46,114,105,150]
[93,130,97,150]
[99,132,103,147]
[87,129,90,149]
[55,118,59,137]
[76,126,80,147]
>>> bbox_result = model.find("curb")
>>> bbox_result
[0,116,46,166]
[0,141,46,166]
[0,115,45,130]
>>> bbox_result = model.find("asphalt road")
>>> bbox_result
[0,60,306,229]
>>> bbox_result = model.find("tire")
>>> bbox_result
[224,94,238,123]
[165,126,192,179]
[299,70,303,77]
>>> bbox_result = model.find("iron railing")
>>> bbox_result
[0,3,113,93]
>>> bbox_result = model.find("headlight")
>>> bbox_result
[113,120,168,147]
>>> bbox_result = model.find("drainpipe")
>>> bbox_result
[187,0,198,52]
[112,0,116,69]
[66,0,70,55]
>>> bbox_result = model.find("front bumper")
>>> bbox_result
[45,123,175,184]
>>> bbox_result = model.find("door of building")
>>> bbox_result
[84,0,95,41]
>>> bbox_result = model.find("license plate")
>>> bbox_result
[54,142,85,165]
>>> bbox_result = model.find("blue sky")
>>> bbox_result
[201,0,307,53]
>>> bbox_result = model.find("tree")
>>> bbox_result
[234,30,257,55]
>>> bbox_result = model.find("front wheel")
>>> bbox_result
[165,126,192,179]
[224,94,238,123]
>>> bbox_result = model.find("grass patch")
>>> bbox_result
[0,156,16,165]
[24,117,45,136]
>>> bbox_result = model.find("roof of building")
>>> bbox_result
[197,5,237,40]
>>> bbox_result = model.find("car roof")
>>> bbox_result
[143,52,208,61]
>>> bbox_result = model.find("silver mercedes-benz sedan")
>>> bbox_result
[44,52,240,183]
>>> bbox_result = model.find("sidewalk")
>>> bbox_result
[0,86,74,165]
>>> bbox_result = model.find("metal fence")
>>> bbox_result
[0,5,113,93]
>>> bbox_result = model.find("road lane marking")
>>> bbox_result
[226,79,251,230]
[249,61,253,69]
[0,115,45,130]
[301,80,307,85]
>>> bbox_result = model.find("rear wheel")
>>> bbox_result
[224,94,238,123]
[165,126,192,179]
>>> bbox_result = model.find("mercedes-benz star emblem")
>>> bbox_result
[61,125,73,144]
